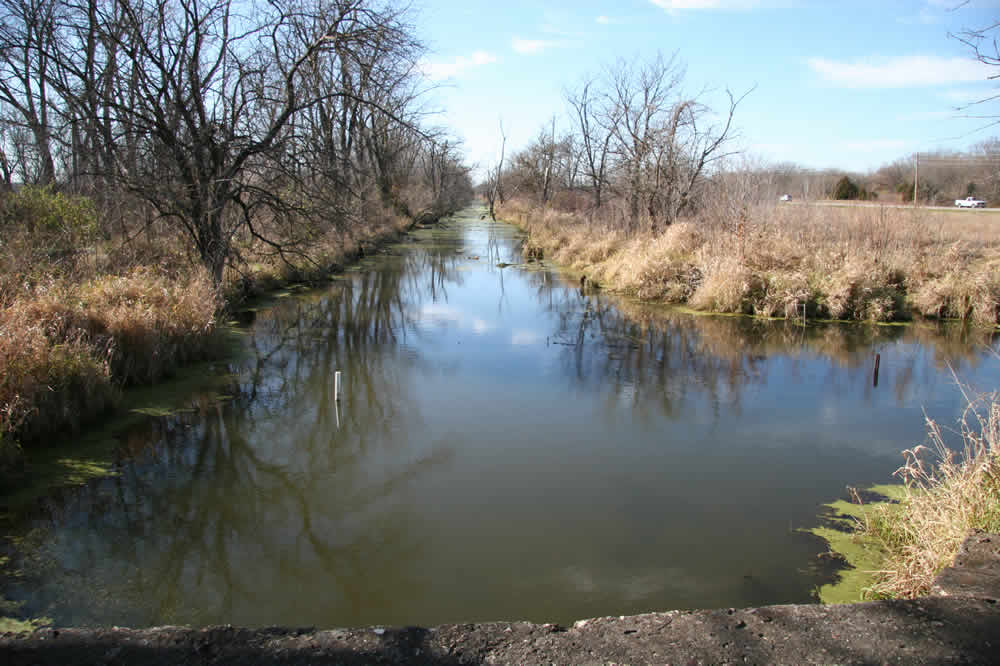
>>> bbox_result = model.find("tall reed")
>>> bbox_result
[855,375,1000,598]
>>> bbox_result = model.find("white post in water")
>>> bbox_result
[335,371,342,402]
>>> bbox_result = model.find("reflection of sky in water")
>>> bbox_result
[13,207,1000,631]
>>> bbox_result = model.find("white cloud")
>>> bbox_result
[418,303,495,334]
[808,55,993,88]
[650,0,762,9]
[420,51,497,81]
[511,330,542,345]
[511,37,572,55]
[844,139,909,153]
[419,303,463,324]
[896,7,940,25]
[941,88,998,104]
[898,109,955,121]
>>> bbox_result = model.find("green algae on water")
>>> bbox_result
[807,484,907,604]
[1,346,242,518]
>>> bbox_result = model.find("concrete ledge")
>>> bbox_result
[3,534,999,665]
[932,531,1000,601]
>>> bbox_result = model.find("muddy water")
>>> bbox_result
[6,205,1000,628]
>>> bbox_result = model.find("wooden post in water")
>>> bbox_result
[873,354,881,387]
[335,371,342,402]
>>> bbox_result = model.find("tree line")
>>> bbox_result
[746,141,1000,206]
[484,52,751,233]
[0,0,472,282]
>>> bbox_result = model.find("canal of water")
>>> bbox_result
[4,205,999,628]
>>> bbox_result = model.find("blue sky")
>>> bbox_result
[412,0,1000,179]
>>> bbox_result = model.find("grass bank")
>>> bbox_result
[0,186,431,478]
[499,198,1000,327]
[812,381,1000,602]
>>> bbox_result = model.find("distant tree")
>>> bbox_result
[832,176,859,200]
[897,182,913,202]
[484,122,506,220]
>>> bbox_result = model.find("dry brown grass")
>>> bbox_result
[501,198,1000,326]
[224,204,413,301]
[855,379,1000,598]
[0,189,422,467]
[0,266,220,456]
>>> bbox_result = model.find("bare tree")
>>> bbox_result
[566,76,614,210]
[594,52,750,231]
[508,118,561,205]
[44,0,429,283]
[484,121,505,220]
[0,0,60,184]
[603,53,686,230]
[953,16,1000,131]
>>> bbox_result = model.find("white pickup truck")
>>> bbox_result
[955,196,986,208]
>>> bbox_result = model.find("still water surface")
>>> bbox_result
[10,206,1000,627]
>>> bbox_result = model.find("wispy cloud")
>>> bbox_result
[896,7,940,25]
[898,109,955,121]
[417,303,495,334]
[420,51,497,81]
[808,55,992,88]
[844,139,909,153]
[941,87,995,104]
[511,37,573,55]
[510,330,542,346]
[650,0,762,10]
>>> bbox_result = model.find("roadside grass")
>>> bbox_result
[501,198,1000,327]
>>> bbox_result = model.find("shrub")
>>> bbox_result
[0,185,97,244]
[832,176,860,200]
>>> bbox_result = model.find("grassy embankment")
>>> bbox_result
[814,382,999,603]
[500,198,1000,602]
[499,198,1000,327]
[0,186,419,478]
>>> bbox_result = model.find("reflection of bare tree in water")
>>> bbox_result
[15,213,996,627]
[11,235,470,628]
[533,282,765,424]
[529,270,1000,422]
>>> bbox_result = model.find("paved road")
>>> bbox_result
[784,200,999,213]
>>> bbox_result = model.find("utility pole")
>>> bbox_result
[913,153,919,206]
